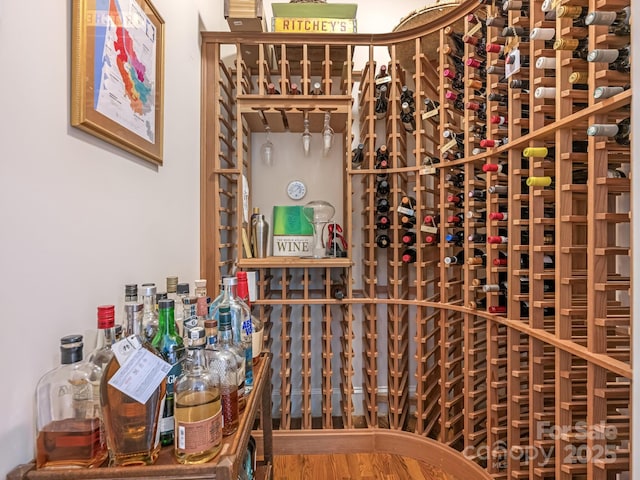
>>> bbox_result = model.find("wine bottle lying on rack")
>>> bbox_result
[587,117,630,145]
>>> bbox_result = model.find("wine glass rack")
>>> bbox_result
[200,0,632,477]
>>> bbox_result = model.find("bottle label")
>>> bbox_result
[112,334,143,366]
[396,205,415,217]
[241,319,253,339]
[108,348,171,404]
[160,362,182,435]
[176,410,223,454]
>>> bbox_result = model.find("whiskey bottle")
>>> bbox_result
[175,326,223,464]
[36,335,107,469]
[152,299,186,446]
[207,307,239,436]
[101,302,167,466]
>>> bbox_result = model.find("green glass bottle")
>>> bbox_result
[152,299,186,446]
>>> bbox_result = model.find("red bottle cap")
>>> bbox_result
[97,305,115,329]
[466,13,478,23]
[490,115,507,125]
[463,34,479,45]
[402,234,413,243]
[488,306,507,314]
[443,68,455,79]
[424,215,436,224]
[485,43,503,54]
[466,102,481,111]
[425,234,437,244]
[445,91,458,101]
[448,194,461,203]
[466,58,482,68]
[447,215,462,223]
[402,253,413,262]
[487,235,508,244]
[493,257,508,266]
[480,139,497,148]
[379,216,389,224]
[489,212,507,220]
[482,163,500,173]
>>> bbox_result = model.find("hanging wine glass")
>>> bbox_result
[261,126,274,166]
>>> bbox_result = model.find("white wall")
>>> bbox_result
[0,0,224,475]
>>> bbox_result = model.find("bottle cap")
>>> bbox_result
[195,279,207,288]
[141,283,156,297]
[594,86,624,99]
[124,301,144,313]
[60,335,84,364]
[485,43,503,54]
[177,282,190,295]
[125,283,138,296]
[166,276,178,293]
[158,299,175,310]
[554,38,579,50]
[466,58,482,68]
[534,87,556,99]
[569,72,588,84]
[156,292,167,303]
[187,326,206,348]
[526,176,553,187]
[97,305,115,329]
[61,334,83,345]
[535,57,556,69]
[183,296,198,306]
[587,124,619,137]
[530,27,555,40]
[585,11,617,26]
[237,271,247,281]
[523,147,549,158]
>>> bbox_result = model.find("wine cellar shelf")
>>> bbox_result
[200,0,632,477]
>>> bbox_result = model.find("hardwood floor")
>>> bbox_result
[272,453,460,480]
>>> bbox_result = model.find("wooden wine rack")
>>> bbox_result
[200,0,632,477]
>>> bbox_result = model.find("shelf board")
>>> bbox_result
[238,256,352,268]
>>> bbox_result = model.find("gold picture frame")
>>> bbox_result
[71,0,165,165]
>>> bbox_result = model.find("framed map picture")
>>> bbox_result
[71,0,164,165]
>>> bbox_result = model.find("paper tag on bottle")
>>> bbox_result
[420,165,436,175]
[505,48,520,79]
[375,75,392,85]
[422,109,439,120]
[397,205,415,216]
[421,225,438,234]
[440,138,458,153]
[112,334,143,366]
[108,348,172,404]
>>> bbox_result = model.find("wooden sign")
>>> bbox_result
[273,17,356,33]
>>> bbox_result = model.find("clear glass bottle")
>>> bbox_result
[236,271,264,364]
[174,326,223,464]
[36,335,108,469]
[151,299,186,446]
[100,302,166,466]
[124,283,138,302]
[207,306,239,436]
[182,296,199,344]
[175,281,190,335]
[141,283,158,342]
[87,305,117,418]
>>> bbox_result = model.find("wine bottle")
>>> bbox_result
[288,83,301,95]
[490,114,508,126]
[443,129,465,149]
[402,231,417,246]
[467,210,487,222]
[488,184,508,195]
[375,85,389,120]
[568,72,589,90]
[443,69,465,92]
[423,214,440,228]
[423,98,441,122]
[376,214,391,230]
[587,117,630,146]
[444,26,466,54]
[468,79,486,96]
[400,215,417,229]
[374,64,391,91]
[486,15,506,28]
[510,79,529,90]
[483,163,507,174]
[587,46,631,73]
[487,235,508,244]
[483,281,508,293]
[402,248,417,264]
[480,138,507,148]
[556,5,589,27]
[468,233,486,243]
[444,250,465,265]
[488,92,508,104]
[400,102,416,132]
[447,193,464,208]
[494,251,508,266]
[447,213,465,225]
[468,189,487,200]
[376,233,391,248]
[351,143,365,169]
[594,84,629,99]
[445,91,465,112]
[311,81,323,95]
[376,198,391,214]
[502,26,529,39]
[529,27,555,42]
[375,145,389,167]
[424,233,439,245]
[486,43,506,58]
[585,7,631,35]
[445,231,465,246]
[554,38,589,60]
[400,85,415,110]
[489,211,508,221]
[523,141,588,158]
[466,101,487,120]
[266,83,280,94]
[534,87,556,99]
[398,196,416,215]
[535,56,556,69]
[467,248,488,266]
[376,179,390,196]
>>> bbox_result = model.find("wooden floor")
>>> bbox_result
[272,453,460,480]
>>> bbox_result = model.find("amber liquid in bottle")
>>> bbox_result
[36,418,105,468]
[174,389,223,464]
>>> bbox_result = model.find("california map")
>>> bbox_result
[94,0,156,143]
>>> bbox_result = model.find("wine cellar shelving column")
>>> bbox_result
[201,0,633,474]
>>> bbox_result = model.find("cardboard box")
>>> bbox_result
[272,206,314,257]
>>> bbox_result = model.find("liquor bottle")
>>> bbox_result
[587,46,631,73]
[124,283,138,302]
[587,117,630,145]
[176,282,190,329]
[401,248,417,264]
[166,276,181,330]
[288,83,301,95]
[352,143,365,169]
[376,233,391,248]
[152,299,186,446]
[210,277,253,396]
[174,326,223,464]
[182,296,199,344]
[400,102,416,132]
[266,83,280,94]
[445,231,465,246]
[423,97,441,122]
[236,271,264,363]
[141,283,158,343]
[402,231,417,246]
[36,335,107,469]
[101,302,167,466]
[87,305,118,417]
[156,292,168,313]
[376,214,391,230]
[554,38,589,60]
[444,250,465,265]
[585,7,631,35]
[375,85,389,120]
[207,307,239,436]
